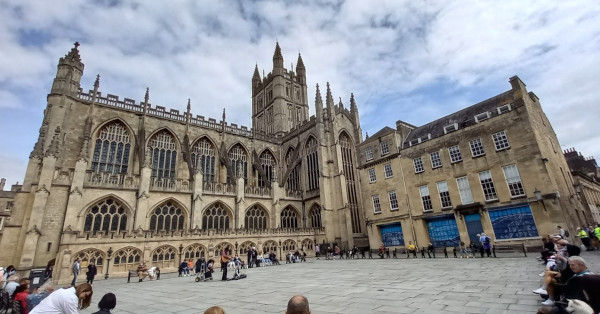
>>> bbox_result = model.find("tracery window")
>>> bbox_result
[262,241,278,254]
[148,131,177,180]
[183,243,207,260]
[306,137,319,191]
[84,198,128,234]
[340,132,361,233]
[238,241,256,255]
[91,121,131,174]
[151,245,177,269]
[112,247,141,273]
[244,205,268,229]
[286,148,300,191]
[259,150,276,188]
[73,249,104,273]
[309,204,322,228]
[282,239,296,252]
[280,207,299,229]
[213,242,233,258]
[149,201,185,233]
[191,137,216,183]
[202,203,230,230]
[228,144,248,185]
[301,239,314,251]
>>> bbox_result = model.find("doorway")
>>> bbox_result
[464,213,484,245]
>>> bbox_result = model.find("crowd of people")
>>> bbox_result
[532,226,599,313]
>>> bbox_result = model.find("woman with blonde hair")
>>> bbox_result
[30,282,93,313]
[204,306,226,314]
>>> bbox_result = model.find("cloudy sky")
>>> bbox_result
[0,0,599,189]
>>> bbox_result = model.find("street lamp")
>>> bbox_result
[104,247,113,280]
[534,188,542,201]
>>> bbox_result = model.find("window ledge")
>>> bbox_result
[385,176,393,179]
[451,160,463,164]
[495,147,511,152]
[472,154,486,159]
[423,209,434,213]
[510,195,527,200]
[390,208,399,211]
[432,166,442,170]
[415,171,424,174]
[441,206,453,211]
[373,211,382,215]
[485,199,499,204]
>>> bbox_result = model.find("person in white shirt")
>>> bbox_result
[30,282,93,314]
[4,275,20,297]
[71,258,81,286]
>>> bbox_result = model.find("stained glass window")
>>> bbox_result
[91,121,131,174]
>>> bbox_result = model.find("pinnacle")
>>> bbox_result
[273,42,283,59]
[296,53,305,69]
[65,42,82,62]
[94,74,100,89]
[144,87,150,104]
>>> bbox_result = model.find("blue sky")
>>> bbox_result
[1,0,599,189]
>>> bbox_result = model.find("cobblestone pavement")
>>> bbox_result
[80,251,600,314]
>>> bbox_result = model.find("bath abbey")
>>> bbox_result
[0,43,594,284]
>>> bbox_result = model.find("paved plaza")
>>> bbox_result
[80,251,600,314]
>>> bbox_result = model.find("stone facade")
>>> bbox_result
[357,76,587,251]
[564,148,600,224]
[0,43,366,284]
[0,179,19,246]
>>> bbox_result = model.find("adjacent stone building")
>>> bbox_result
[0,42,588,284]
[357,77,586,250]
[564,148,600,224]
[0,179,19,245]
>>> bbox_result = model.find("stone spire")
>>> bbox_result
[221,108,226,133]
[186,98,191,125]
[315,84,323,122]
[93,73,100,89]
[252,64,261,94]
[143,87,149,115]
[326,82,335,121]
[79,118,92,161]
[30,122,48,158]
[45,127,61,158]
[65,42,82,63]
[338,97,344,109]
[296,53,306,84]
[273,42,283,70]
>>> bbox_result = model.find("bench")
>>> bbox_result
[127,268,160,283]
[492,243,527,257]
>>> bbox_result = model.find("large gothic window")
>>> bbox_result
[228,144,248,185]
[149,201,185,233]
[202,203,230,230]
[112,247,142,273]
[191,137,216,183]
[91,121,131,174]
[340,132,361,233]
[280,207,299,229]
[244,205,268,229]
[148,130,177,180]
[259,150,276,188]
[84,198,128,234]
[286,148,300,191]
[183,243,207,260]
[309,204,322,228]
[306,136,319,191]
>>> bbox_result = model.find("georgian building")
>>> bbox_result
[0,43,366,284]
[564,148,600,224]
[357,76,586,250]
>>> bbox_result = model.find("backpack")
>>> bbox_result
[564,230,570,237]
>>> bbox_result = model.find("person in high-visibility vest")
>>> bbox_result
[577,227,593,251]
[592,224,600,250]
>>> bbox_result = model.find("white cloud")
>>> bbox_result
[1,0,600,190]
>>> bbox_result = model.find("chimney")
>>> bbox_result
[0,178,5,191]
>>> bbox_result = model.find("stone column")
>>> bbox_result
[192,171,204,229]
[235,176,245,228]
[135,166,152,230]
[63,159,87,229]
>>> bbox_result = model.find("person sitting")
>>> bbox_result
[92,292,116,314]
[27,280,55,312]
[540,237,556,264]
[286,295,311,314]
[269,252,280,265]
[147,266,159,280]
[293,250,301,263]
[427,243,436,258]
[407,241,417,258]
[137,262,148,282]
[4,274,20,298]
[13,278,31,314]
[534,244,581,306]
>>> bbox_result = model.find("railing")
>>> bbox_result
[285,189,303,199]
[245,186,272,197]
[149,178,191,192]
[84,171,139,189]
[203,182,236,195]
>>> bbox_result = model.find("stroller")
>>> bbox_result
[195,258,214,282]
[231,257,247,280]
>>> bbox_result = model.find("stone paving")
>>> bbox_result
[80,251,600,314]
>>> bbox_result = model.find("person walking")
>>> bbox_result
[593,224,600,250]
[577,227,592,251]
[481,233,492,257]
[71,258,81,286]
[86,261,97,285]
[314,244,320,260]
[247,248,253,268]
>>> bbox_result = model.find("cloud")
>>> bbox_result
[1,0,600,190]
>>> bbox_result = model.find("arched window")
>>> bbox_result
[309,204,322,228]
[301,238,314,251]
[112,247,142,273]
[238,241,256,255]
[202,203,230,230]
[183,243,207,260]
[84,198,128,234]
[228,144,248,185]
[282,239,296,252]
[305,137,319,191]
[262,241,278,254]
[151,245,177,269]
[258,150,276,188]
[91,121,131,174]
[73,249,104,277]
[340,132,361,233]
[244,205,268,229]
[149,201,185,233]
[191,137,216,183]
[213,242,233,258]
[286,148,300,191]
[280,207,299,229]
[148,130,177,180]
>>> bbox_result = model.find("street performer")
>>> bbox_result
[220,247,232,281]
